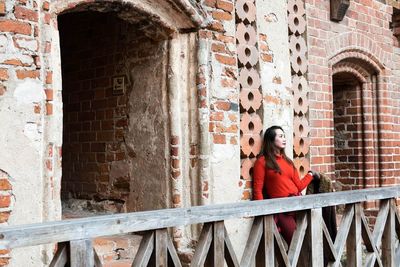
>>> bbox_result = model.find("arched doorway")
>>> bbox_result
[53,1,204,219]
[59,7,171,215]
[332,57,381,212]
[54,0,204,264]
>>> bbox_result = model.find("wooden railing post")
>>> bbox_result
[346,203,362,267]
[49,242,68,267]
[310,208,323,267]
[155,229,168,266]
[70,239,94,267]
[262,215,275,267]
[211,221,225,266]
[382,199,396,266]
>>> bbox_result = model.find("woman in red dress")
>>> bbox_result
[253,125,317,244]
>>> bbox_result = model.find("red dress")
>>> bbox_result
[253,155,313,200]
[253,154,313,244]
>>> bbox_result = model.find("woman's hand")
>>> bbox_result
[308,170,320,182]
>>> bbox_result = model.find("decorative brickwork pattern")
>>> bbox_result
[236,0,263,200]
[288,0,310,177]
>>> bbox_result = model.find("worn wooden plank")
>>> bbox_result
[373,199,390,246]
[394,202,400,238]
[328,204,354,267]
[131,232,154,267]
[360,209,383,267]
[263,215,275,267]
[346,203,362,267]
[321,220,337,262]
[94,248,102,267]
[288,211,307,266]
[360,212,373,252]
[191,223,213,267]
[272,219,290,267]
[310,208,324,267]
[212,221,225,267]
[223,226,239,267]
[49,242,68,267]
[297,215,311,267]
[1,187,399,249]
[166,232,182,267]
[382,200,396,267]
[155,229,168,267]
[240,217,263,267]
[70,239,94,267]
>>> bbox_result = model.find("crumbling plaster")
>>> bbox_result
[257,0,294,157]
[0,74,48,267]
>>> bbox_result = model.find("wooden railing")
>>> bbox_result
[0,187,400,266]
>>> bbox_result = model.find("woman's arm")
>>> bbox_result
[291,167,313,192]
[253,158,266,200]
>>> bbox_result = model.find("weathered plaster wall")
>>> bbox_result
[257,0,293,157]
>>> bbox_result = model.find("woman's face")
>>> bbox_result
[274,129,286,150]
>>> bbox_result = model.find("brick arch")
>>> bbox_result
[332,62,369,83]
[330,51,383,76]
[326,32,388,70]
[51,0,206,32]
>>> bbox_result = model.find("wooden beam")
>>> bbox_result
[382,200,396,267]
[70,239,94,267]
[263,215,275,267]
[310,208,324,267]
[49,242,68,267]
[240,217,263,267]
[223,226,239,267]
[273,220,290,267]
[155,229,168,266]
[1,187,399,249]
[167,232,182,267]
[361,209,383,267]
[131,232,154,267]
[191,223,213,267]
[288,211,308,266]
[328,204,354,267]
[322,221,337,262]
[212,221,225,267]
[346,204,362,267]
[94,248,102,267]
[365,200,390,267]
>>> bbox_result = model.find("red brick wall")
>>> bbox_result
[0,170,12,266]
[60,11,169,204]
[333,83,364,190]
[197,0,239,202]
[306,0,399,188]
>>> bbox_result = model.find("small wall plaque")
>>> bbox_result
[112,75,126,95]
[330,0,350,22]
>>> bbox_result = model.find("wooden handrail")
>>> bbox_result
[0,186,399,250]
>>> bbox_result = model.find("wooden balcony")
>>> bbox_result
[0,187,399,266]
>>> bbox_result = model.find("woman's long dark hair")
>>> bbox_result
[261,126,294,173]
